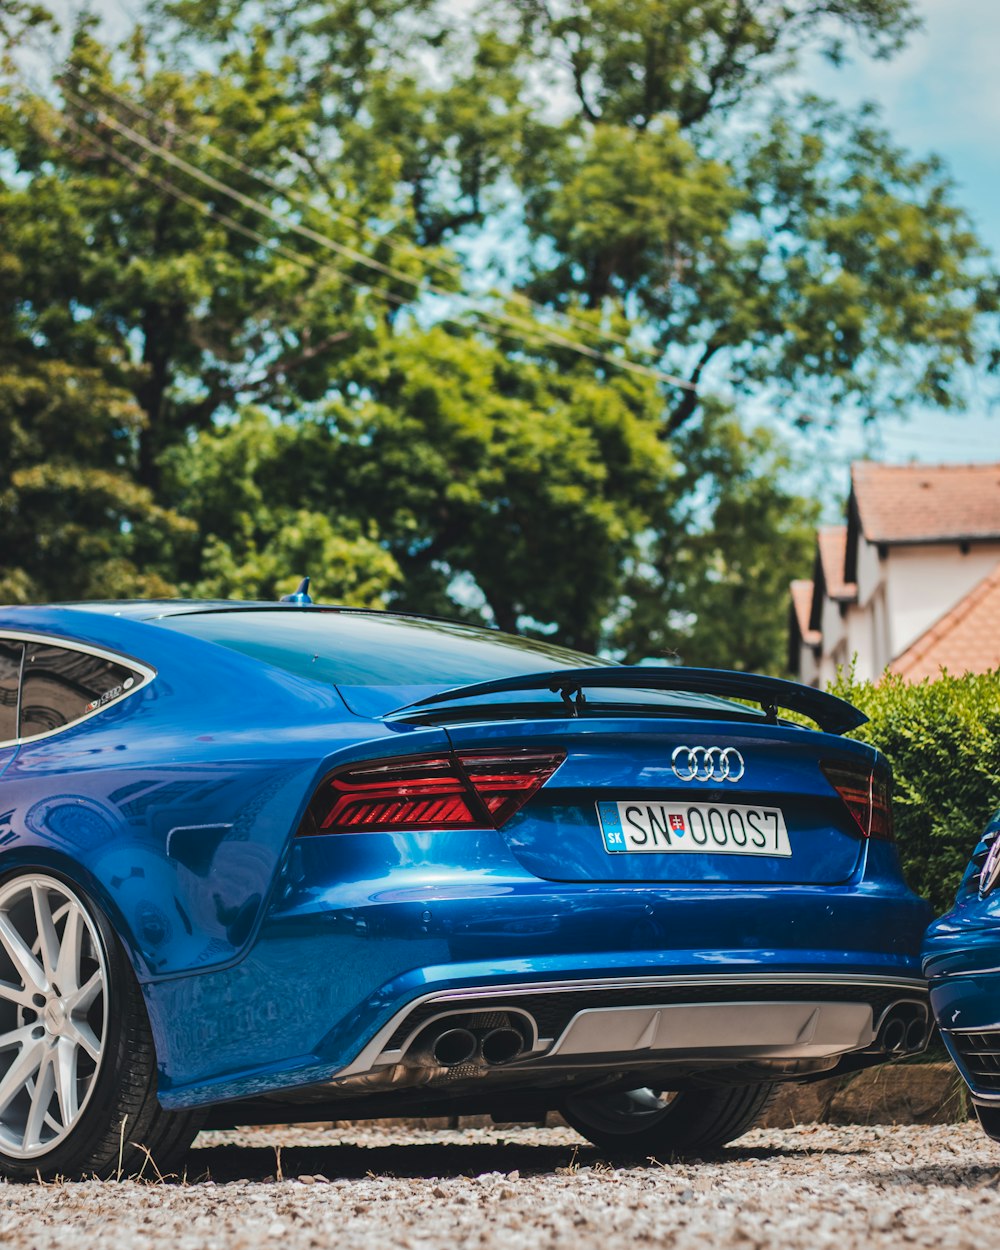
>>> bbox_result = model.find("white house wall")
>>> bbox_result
[809,537,1000,683]
[884,543,1000,658]
[854,532,883,608]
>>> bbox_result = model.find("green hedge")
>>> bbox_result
[828,669,1000,915]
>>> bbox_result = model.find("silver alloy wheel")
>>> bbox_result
[566,1087,678,1135]
[0,875,108,1159]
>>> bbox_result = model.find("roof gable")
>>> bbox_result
[851,462,1000,546]
[808,526,857,630]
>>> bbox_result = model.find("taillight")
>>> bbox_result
[303,751,564,835]
[821,759,894,841]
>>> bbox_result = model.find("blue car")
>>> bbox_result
[0,598,931,1177]
[924,809,1000,1139]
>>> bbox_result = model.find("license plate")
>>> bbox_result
[596,801,791,857]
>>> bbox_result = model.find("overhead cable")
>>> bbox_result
[57,61,654,360]
[53,79,698,389]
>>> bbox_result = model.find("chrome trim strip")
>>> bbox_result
[0,630,156,749]
[336,972,927,1079]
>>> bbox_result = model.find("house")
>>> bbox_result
[789,462,1000,686]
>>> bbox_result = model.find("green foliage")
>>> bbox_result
[164,410,401,605]
[831,669,1000,913]
[616,403,820,670]
[329,325,674,649]
[0,0,996,670]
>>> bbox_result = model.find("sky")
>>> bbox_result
[794,0,1000,479]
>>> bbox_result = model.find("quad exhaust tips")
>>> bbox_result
[410,1013,533,1070]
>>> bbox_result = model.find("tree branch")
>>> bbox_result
[666,338,724,434]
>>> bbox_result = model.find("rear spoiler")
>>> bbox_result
[387,666,866,735]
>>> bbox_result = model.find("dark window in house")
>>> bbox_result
[19,644,143,739]
[0,640,23,744]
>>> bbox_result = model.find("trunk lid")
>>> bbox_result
[443,716,870,885]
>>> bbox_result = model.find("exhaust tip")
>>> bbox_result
[905,1017,928,1052]
[432,1027,478,1067]
[480,1027,525,1066]
[880,1017,907,1053]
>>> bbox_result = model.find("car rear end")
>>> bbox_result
[145,609,931,1132]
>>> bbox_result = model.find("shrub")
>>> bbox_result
[828,669,1000,915]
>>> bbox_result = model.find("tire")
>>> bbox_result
[562,1082,779,1158]
[0,870,204,1179]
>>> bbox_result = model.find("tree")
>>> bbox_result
[0,20,412,601]
[0,0,996,671]
[615,403,820,669]
[163,409,402,605]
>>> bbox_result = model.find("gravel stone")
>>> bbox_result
[0,1122,995,1247]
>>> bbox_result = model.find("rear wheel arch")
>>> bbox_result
[0,866,203,1178]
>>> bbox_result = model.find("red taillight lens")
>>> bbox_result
[304,751,564,835]
[460,753,565,827]
[821,759,894,841]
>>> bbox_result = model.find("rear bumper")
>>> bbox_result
[146,862,931,1109]
[332,969,927,1085]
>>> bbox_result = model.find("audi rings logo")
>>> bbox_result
[671,745,745,784]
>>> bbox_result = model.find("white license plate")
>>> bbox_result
[596,801,791,857]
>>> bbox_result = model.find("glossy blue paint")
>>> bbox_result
[0,746,16,781]
[923,808,1000,1099]
[0,602,931,1115]
[444,718,872,884]
[149,841,930,1107]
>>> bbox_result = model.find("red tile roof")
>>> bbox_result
[817,526,857,601]
[889,560,1000,681]
[790,580,820,646]
[852,462,1000,545]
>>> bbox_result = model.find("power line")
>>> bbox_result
[54,79,696,390]
[58,61,656,363]
[43,103,582,370]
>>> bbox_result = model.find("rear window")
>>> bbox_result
[154,610,604,688]
[20,644,146,738]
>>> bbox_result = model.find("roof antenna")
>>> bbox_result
[280,576,313,605]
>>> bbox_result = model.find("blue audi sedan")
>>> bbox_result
[924,809,1000,1139]
[0,599,931,1177]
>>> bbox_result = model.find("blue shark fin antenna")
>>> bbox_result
[279,576,313,605]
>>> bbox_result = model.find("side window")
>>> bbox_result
[20,644,145,739]
[0,640,23,744]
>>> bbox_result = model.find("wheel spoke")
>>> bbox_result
[66,1019,101,1063]
[0,1023,37,1053]
[0,875,110,1159]
[0,1034,46,1114]
[54,905,83,996]
[0,979,32,1008]
[22,1052,55,1150]
[54,1040,79,1127]
[31,885,60,986]
[66,969,102,1016]
[0,914,46,994]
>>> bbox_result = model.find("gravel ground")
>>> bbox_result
[0,1121,997,1249]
